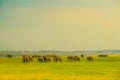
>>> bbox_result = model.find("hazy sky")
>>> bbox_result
[0,0,120,51]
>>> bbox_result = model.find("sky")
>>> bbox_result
[0,0,120,51]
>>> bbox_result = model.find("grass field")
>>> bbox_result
[0,54,120,80]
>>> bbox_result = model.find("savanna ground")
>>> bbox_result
[0,54,120,80]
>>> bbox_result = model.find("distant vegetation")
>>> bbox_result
[0,50,120,57]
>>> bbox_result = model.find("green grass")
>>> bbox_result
[0,55,120,80]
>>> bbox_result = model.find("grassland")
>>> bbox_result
[0,54,120,80]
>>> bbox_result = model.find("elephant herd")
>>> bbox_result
[22,55,33,63]
[22,55,93,63]
[67,56,93,62]
[5,54,109,63]
[67,56,80,61]
[22,55,62,63]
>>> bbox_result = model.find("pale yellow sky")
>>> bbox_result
[0,0,120,50]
